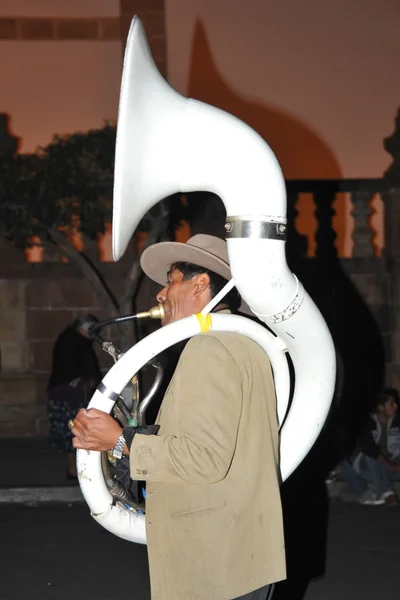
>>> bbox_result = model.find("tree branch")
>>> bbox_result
[46,227,119,315]
[121,202,169,316]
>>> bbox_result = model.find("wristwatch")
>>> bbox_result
[112,433,126,460]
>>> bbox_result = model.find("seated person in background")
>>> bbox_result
[350,389,400,506]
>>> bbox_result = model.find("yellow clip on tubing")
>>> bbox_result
[194,313,212,333]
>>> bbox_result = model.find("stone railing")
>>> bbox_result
[286,178,400,261]
[284,178,400,390]
[17,179,400,267]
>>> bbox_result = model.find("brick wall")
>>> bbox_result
[0,251,398,437]
[0,241,133,437]
[0,1,168,78]
[0,17,120,40]
[342,258,394,380]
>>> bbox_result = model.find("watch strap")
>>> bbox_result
[112,433,126,459]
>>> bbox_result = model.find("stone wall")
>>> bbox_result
[0,241,133,437]
[0,248,397,437]
[342,257,395,386]
[0,16,120,40]
[0,0,166,60]
[0,274,107,437]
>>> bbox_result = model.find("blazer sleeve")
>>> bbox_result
[128,334,242,484]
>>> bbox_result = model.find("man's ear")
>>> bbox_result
[194,273,210,297]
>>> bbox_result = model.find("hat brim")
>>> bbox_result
[140,241,230,286]
[140,241,252,315]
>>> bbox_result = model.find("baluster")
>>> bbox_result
[314,186,337,260]
[382,187,400,369]
[383,188,400,260]
[351,190,375,258]
[286,185,307,267]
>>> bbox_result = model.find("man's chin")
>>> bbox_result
[161,314,180,327]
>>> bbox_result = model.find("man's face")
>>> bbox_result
[378,396,399,419]
[382,397,399,419]
[156,268,211,326]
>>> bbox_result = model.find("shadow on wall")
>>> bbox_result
[181,21,385,600]
[187,20,342,181]
[185,18,384,429]
[186,19,348,257]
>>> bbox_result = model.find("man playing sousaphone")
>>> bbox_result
[71,234,285,600]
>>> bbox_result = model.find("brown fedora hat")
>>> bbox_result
[140,234,252,314]
[140,234,231,286]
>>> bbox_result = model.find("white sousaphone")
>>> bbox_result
[76,17,336,544]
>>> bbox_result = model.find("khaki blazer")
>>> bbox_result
[129,331,285,600]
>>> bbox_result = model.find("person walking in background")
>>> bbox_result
[47,315,101,479]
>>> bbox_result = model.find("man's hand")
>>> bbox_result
[379,455,400,474]
[71,408,122,451]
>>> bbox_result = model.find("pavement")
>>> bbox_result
[0,438,83,504]
[1,438,400,600]
[1,437,400,505]
[2,502,397,600]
